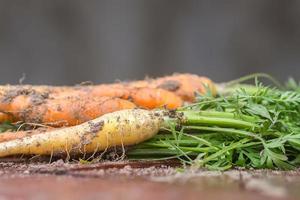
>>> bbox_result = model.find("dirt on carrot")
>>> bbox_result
[127,73,217,101]
[0,127,52,143]
[0,109,164,157]
[0,95,136,126]
[0,74,215,125]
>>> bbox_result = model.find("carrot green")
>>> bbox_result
[128,76,300,170]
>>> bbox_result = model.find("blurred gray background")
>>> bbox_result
[0,0,299,85]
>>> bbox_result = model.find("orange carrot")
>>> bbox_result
[0,74,214,125]
[0,73,215,102]
[127,73,217,101]
[0,128,51,143]
[0,85,182,113]
[81,86,183,109]
[129,88,182,109]
[75,73,216,102]
[1,96,136,126]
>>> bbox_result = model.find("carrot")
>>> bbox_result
[0,86,182,125]
[73,73,216,102]
[0,96,136,126]
[0,73,214,103]
[129,88,182,109]
[0,112,14,122]
[0,109,165,157]
[55,86,183,109]
[0,74,214,125]
[127,73,217,101]
[0,128,52,143]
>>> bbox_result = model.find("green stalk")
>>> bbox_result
[126,148,199,157]
[135,142,217,153]
[137,140,203,147]
[198,138,250,165]
[182,110,258,123]
[183,126,263,141]
[148,133,217,140]
[223,73,283,89]
[182,112,259,129]
[216,84,261,96]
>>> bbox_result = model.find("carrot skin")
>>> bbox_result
[0,74,215,125]
[2,96,136,126]
[0,109,164,157]
[0,128,52,143]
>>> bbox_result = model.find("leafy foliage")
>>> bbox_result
[0,121,17,133]
[128,78,300,170]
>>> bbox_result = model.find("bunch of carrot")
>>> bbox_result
[0,73,216,143]
[2,72,300,172]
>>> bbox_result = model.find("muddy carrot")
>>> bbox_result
[127,73,217,101]
[1,96,136,126]
[0,109,166,157]
[0,74,214,125]
[0,128,52,143]
[0,86,182,126]
[0,73,215,104]
[62,86,183,109]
